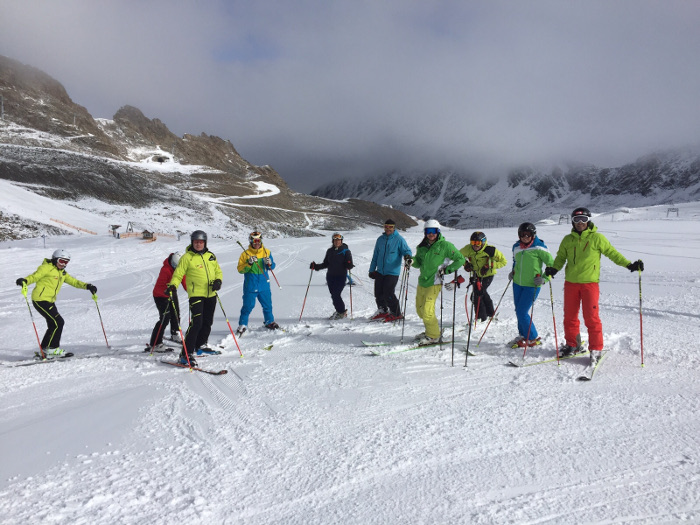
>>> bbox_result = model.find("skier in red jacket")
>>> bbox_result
[147,252,186,351]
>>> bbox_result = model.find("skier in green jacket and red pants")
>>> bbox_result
[544,207,644,366]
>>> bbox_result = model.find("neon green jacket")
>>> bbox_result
[413,234,466,287]
[24,259,88,303]
[169,245,223,298]
[552,223,631,283]
[459,243,507,278]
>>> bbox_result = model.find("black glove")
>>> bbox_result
[507,270,514,281]
[464,261,473,272]
[627,260,644,272]
[166,284,177,295]
[369,271,380,280]
[16,278,27,286]
[404,255,413,265]
[544,267,558,278]
[310,262,316,270]
[346,263,354,270]
[86,284,97,294]
[480,266,489,276]
[212,279,222,291]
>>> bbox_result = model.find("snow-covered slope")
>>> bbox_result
[1,197,699,524]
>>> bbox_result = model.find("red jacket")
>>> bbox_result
[153,257,187,297]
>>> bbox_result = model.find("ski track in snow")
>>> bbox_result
[1,201,700,524]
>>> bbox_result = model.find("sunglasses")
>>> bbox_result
[384,225,395,229]
[425,228,439,235]
[572,215,589,224]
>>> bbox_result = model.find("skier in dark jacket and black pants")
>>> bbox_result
[310,233,354,319]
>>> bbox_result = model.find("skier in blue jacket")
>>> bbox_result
[368,219,413,321]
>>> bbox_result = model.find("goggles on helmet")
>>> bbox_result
[424,228,439,235]
[249,231,262,243]
[572,215,589,224]
[332,233,343,241]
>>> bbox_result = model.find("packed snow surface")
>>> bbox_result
[1,190,700,524]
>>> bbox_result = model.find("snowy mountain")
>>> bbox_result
[0,54,415,240]
[312,149,700,228]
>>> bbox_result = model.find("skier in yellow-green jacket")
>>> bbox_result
[16,249,97,356]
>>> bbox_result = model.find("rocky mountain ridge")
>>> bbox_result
[0,54,415,240]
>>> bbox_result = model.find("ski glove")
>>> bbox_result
[346,262,354,270]
[309,262,316,270]
[627,260,644,272]
[437,267,446,280]
[445,275,466,291]
[544,267,558,278]
[464,261,473,272]
[86,284,97,294]
[403,255,413,266]
[479,266,489,276]
[369,271,380,279]
[166,284,177,295]
[211,279,222,291]
[507,270,514,281]
[533,275,545,287]
[247,256,258,266]
[16,278,27,286]
[263,257,271,267]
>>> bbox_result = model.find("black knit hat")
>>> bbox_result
[384,219,396,226]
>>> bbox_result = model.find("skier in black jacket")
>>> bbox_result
[310,233,354,319]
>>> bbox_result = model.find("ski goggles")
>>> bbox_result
[572,215,589,224]
[249,232,262,243]
[470,240,483,248]
[384,224,395,230]
[57,258,70,267]
[332,234,343,241]
[519,231,533,239]
[424,228,439,235]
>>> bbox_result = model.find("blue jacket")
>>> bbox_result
[369,231,412,276]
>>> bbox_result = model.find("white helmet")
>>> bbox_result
[424,219,441,231]
[169,252,181,268]
[52,249,71,261]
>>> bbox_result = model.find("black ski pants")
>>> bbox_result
[149,293,182,346]
[33,300,64,350]
[184,296,216,355]
[326,275,346,313]
[374,274,401,315]
[471,276,495,322]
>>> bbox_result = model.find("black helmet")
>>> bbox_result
[470,231,486,243]
[518,222,537,236]
[191,230,207,242]
[571,207,591,219]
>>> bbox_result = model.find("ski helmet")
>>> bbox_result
[249,231,262,245]
[51,249,71,261]
[571,207,592,226]
[470,231,487,244]
[518,222,537,237]
[191,230,207,242]
[169,252,181,268]
[424,219,441,233]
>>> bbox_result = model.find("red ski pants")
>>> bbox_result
[563,281,603,351]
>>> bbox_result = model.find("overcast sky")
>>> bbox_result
[2,1,699,191]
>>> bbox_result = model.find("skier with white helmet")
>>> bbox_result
[167,230,223,366]
[16,249,97,356]
[411,220,465,345]
[146,252,186,352]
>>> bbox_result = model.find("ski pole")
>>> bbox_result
[236,240,271,285]
[638,269,644,367]
[549,280,560,364]
[400,263,411,343]
[299,268,314,321]
[215,293,243,357]
[92,294,110,349]
[169,292,192,368]
[476,276,512,347]
[451,271,458,367]
[348,269,353,319]
[463,290,476,368]
[21,285,45,359]
[439,270,445,351]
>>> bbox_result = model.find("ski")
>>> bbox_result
[577,351,608,381]
[160,359,228,375]
[263,344,273,351]
[368,340,467,356]
[508,350,589,368]
[2,352,75,368]
[195,349,223,356]
[361,341,391,347]
[143,346,174,354]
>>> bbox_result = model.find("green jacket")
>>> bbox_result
[169,245,223,298]
[552,223,630,283]
[24,259,88,303]
[512,236,554,287]
[459,243,507,278]
[413,234,466,287]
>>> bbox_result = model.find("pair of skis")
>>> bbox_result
[509,350,608,381]
[363,340,477,357]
